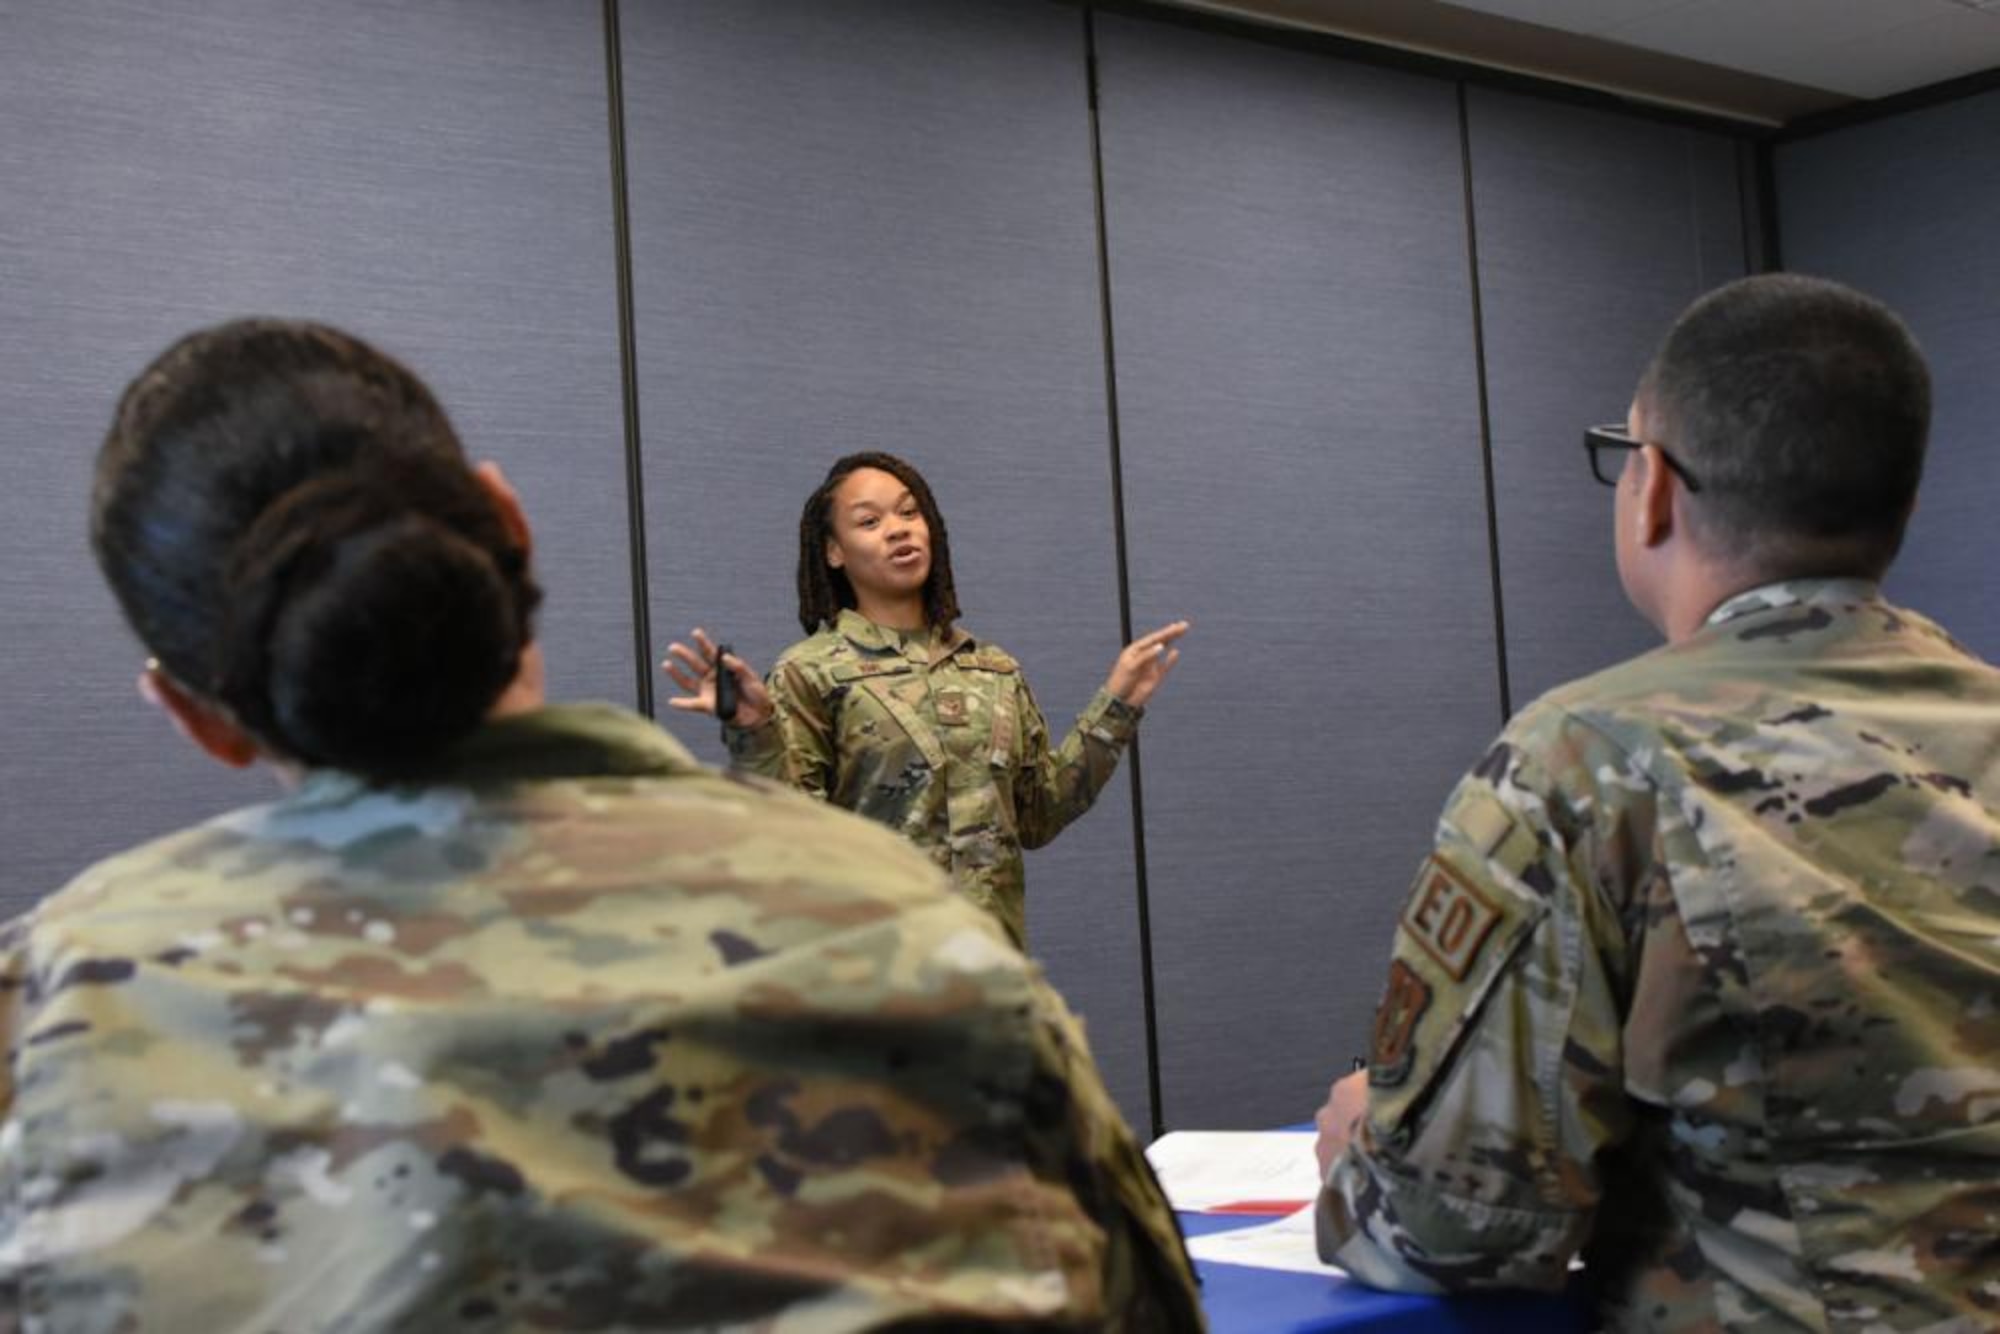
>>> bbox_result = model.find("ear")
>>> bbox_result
[824,535,845,570]
[472,461,533,557]
[139,663,261,768]
[1635,445,1678,549]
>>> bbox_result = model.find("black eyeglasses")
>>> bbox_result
[1583,424,1703,493]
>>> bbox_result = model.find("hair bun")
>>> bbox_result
[218,460,527,776]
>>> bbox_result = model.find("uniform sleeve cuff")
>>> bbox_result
[1319,1148,1584,1293]
[1080,687,1143,743]
[723,716,783,767]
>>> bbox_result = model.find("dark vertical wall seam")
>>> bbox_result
[602,0,655,716]
[1733,139,1758,277]
[1456,83,1513,724]
[1687,138,1707,289]
[1083,6,1165,1141]
[1755,139,1784,272]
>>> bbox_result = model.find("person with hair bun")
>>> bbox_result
[3,321,1203,1331]
[92,320,547,782]
[665,452,1189,949]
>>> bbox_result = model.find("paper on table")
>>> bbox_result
[1183,1204,1348,1278]
[1144,1130,1322,1214]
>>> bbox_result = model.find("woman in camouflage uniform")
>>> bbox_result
[665,452,1187,947]
[4,328,1205,1331]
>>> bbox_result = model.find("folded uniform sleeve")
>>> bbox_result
[1318,707,1646,1294]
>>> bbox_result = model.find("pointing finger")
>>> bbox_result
[1135,620,1191,649]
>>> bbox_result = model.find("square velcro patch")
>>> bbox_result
[1400,856,1504,982]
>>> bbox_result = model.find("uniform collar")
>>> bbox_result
[832,608,975,665]
[1702,577,1883,629]
[294,702,702,798]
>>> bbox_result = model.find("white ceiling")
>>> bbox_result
[1447,0,2000,99]
[1175,0,2000,123]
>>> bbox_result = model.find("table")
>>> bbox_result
[1180,1211,1593,1333]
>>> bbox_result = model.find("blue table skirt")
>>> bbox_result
[1181,1211,1594,1334]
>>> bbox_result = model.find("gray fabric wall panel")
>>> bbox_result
[0,2,627,916]
[1095,18,1500,1129]
[618,0,1154,1122]
[1466,88,1749,707]
[1778,93,2000,661]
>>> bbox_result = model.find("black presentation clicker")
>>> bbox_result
[713,643,739,724]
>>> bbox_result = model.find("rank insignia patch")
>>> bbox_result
[1369,959,1431,1088]
[1401,856,1503,981]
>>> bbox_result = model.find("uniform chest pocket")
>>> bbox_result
[828,660,942,769]
[958,661,1019,770]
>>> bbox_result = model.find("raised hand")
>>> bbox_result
[661,627,774,728]
[1105,620,1190,709]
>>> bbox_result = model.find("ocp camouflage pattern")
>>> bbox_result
[0,703,1202,1331]
[1319,579,2000,1331]
[728,611,1140,948]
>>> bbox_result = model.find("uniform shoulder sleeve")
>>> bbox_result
[1319,700,1649,1292]
[968,642,1021,674]
[0,910,31,1117]
[734,640,840,798]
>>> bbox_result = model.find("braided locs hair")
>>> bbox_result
[796,452,959,635]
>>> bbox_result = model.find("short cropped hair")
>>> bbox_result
[1636,273,1930,579]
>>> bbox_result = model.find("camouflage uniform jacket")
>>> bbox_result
[0,704,1203,1332]
[727,611,1142,947]
[1318,579,2000,1332]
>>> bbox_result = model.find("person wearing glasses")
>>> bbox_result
[4,320,1203,1331]
[1311,274,1997,1330]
